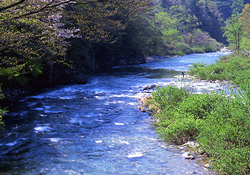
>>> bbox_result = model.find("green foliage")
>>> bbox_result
[155,11,182,45]
[0,67,28,87]
[151,85,189,111]
[148,85,250,174]
[231,0,245,15]
[146,5,222,56]
[0,87,6,129]
[176,93,224,120]
[239,79,250,100]
[189,53,250,83]
[241,3,250,50]
[157,116,200,144]
[0,0,71,88]
[223,14,243,52]
[197,94,250,174]
[188,0,225,43]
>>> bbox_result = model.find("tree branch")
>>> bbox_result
[0,0,26,12]
[3,0,109,21]
[9,0,56,20]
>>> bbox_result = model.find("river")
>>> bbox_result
[0,52,230,175]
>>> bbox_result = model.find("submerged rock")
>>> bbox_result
[143,85,157,90]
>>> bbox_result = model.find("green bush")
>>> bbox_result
[157,116,201,144]
[148,85,250,174]
[151,85,190,111]
[189,53,250,84]
[197,95,250,174]
[188,62,206,78]
[191,46,206,53]
[0,67,28,87]
[240,79,250,100]
[175,93,224,120]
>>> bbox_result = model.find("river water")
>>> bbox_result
[0,52,230,175]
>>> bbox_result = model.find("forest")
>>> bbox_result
[1,0,250,174]
[1,0,249,97]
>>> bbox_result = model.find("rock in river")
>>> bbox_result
[182,152,195,159]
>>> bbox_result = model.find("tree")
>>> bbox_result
[64,0,151,42]
[0,0,82,87]
[0,0,113,21]
[241,3,250,49]
[231,0,245,15]
[169,5,199,33]
[224,14,243,52]
[0,0,151,87]
[154,11,183,45]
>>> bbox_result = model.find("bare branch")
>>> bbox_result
[9,0,55,20]
[3,0,110,21]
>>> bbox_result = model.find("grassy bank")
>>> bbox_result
[145,53,250,174]
[147,85,250,174]
[189,52,250,96]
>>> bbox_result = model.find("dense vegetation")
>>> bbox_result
[146,86,250,174]
[144,2,250,174]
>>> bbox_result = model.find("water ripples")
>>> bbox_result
[0,52,230,174]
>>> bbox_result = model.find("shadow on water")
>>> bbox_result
[106,66,180,79]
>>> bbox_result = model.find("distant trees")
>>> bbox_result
[231,0,245,15]
[224,14,243,52]
[148,1,222,55]
[155,11,181,45]
[241,3,250,49]
[224,3,250,52]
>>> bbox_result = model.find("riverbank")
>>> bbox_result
[138,54,250,174]
[137,76,232,170]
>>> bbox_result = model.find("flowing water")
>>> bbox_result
[0,52,230,175]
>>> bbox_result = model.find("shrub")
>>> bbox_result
[157,116,201,144]
[240,79,250,100]
[197,95,250,174]
[148,85,250,174]
[175,93,224,120]
[191,46,206,53]
[189,53,250,84]
[151,86,223,144]
[151,85,190,111]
